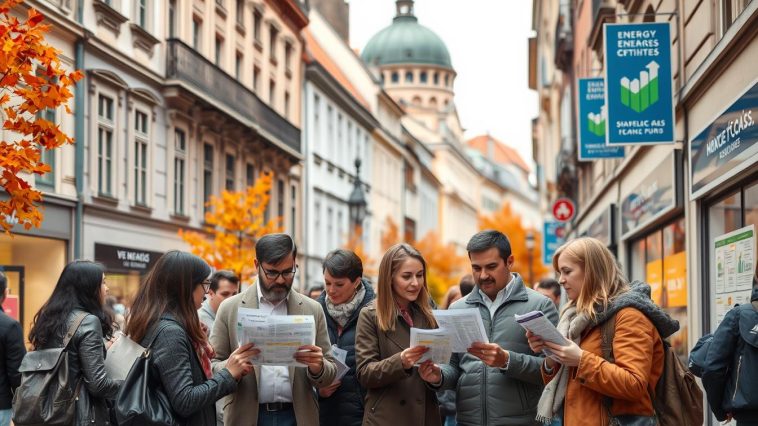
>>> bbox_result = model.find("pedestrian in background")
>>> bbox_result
[316,249,375,426]
[426,230,558,426]
[702,277,758,426]
[198,270,240,333]
[528,237,678,425]
[0,272,24,426]
[210,234,336,426]
[535,278,561,308]
[27,260,121,424]
[308,285,324,300]
[355,243,441,426]
[125,251,257,426]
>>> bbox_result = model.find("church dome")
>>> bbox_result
[361,1,453,69]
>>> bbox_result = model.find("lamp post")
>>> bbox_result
[525,231,535,286]
[348,158,367,233]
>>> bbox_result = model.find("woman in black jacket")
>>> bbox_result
[28,260,121,425]
[124,251,257,426]
[316,249,376,426]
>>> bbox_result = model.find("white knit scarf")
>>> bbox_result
[536,305,592,424]
[326,283,366,328]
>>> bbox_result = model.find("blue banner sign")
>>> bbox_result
[543,221,566,265]
[690,80,758,199]
[578,78,625,160]
[604,22,675,145]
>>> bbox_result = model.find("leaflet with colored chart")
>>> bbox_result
[432,308,489,352]
[410,327,453,365]
[236,307,315,367]
[514,310,568,362]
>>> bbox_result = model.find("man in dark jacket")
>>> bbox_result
[703,279,758,426]
[0,271,25,426]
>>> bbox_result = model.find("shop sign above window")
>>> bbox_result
[690,80,758,200]
[620,150,682,238]
[95,243,163,273]
[581,204,616,247]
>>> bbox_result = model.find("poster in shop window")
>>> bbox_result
[712,225,755,325]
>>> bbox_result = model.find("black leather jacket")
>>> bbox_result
[47,310,121,425]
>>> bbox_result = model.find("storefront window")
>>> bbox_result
[0,233,67,343]
[629,217,688,363]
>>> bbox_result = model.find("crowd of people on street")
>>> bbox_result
[0,229,756,425]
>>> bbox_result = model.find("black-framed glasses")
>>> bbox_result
[201,280,211,293]
[259,265,298,281]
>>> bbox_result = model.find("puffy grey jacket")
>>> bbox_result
[439,274,559,426]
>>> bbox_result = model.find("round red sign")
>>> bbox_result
[552,198,575,223]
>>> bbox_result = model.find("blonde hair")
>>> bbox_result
[552,237,629,321]
[376,243,438,332]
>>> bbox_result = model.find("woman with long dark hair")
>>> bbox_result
[28,260,121,425]
[124,251,256,425]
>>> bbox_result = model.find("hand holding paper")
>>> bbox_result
[515,311,568,362]
[410,328,452,365]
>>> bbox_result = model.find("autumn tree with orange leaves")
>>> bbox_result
[479,202,551,286]
[0,0,82,233]
[180,172,282,283]
[413,231,467,304]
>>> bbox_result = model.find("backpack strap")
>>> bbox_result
[600,315,617,417]
[62,311,90,349]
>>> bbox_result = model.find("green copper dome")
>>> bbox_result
[361,3,453,69]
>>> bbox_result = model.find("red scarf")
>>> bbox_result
[397,302,414,328]
[194,340,215,379]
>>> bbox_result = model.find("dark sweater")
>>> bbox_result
[0,309,24,409]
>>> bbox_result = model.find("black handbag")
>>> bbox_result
[12,311,88,426]
[114,322,178,426]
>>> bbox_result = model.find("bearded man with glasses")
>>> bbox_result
[209,233,337,426]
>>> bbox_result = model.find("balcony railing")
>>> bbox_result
[165,39,301,154]
[589,0,616,52]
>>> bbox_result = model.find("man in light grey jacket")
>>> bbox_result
[437,230,559,425]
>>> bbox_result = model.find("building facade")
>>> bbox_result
[530,0,758,406]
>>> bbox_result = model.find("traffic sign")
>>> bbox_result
[552,198,575,222]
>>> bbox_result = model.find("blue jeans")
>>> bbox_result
[444,415,457,426]
[257,405,295,426]
[0,409,11,426]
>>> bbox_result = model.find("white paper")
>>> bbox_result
[514,311,568,361]
[331,345,349,382]
[432,309,489,352]
[410,327,453,365]
[236,308,316,366]
[713,225,755,325]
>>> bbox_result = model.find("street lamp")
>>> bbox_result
[525,231,535,286]
[348,158,367,230]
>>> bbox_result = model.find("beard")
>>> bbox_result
[259,276,292,303]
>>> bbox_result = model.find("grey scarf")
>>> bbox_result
[326,283,366,327]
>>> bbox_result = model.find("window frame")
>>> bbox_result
[133,108,150,206]
[97,94,116,197]
[173,128,187,215]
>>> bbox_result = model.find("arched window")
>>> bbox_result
[412,96,422,105]
[433,72,439,85]
[443,99,449,108]
[429,97,438,108]
[420,71,428,83]
[391,72,399,83]
[405,71,413,83]
[444,74,450,87]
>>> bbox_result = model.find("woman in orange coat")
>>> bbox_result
[527,237,679,425]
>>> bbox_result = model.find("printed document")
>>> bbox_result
[410,327,453,365]
[331,344,350,382]
[433,308,489,352]
[514,310,568,361]
[236,307,315,366]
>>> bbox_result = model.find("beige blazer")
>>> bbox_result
[210,285,336,426]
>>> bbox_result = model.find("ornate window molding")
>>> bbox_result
[92,0,128,35]
[130,23,160,56]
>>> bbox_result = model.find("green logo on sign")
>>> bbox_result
[587,105,606,137]
[620,61,660,113]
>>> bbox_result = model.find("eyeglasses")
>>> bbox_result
[201,280,211,293]
[259,265,298,281]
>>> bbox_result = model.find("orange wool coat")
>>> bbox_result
[542,307,665,426]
